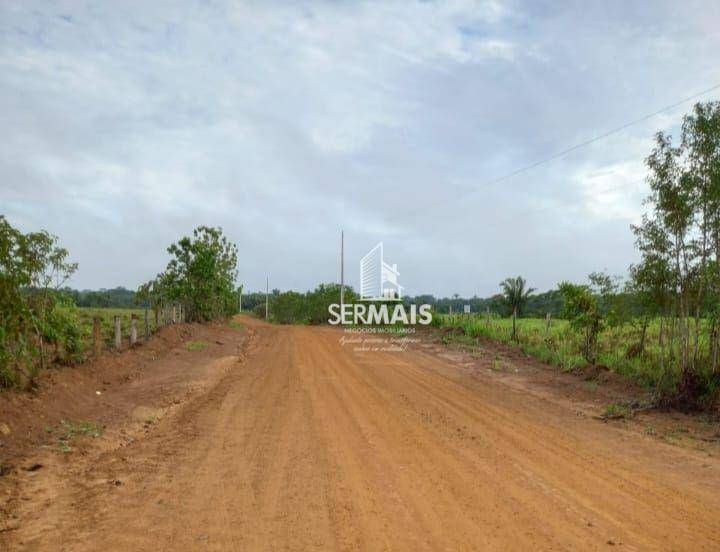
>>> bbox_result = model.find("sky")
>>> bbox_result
[1,0,719,297]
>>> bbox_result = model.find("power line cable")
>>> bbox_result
[414,177,646,244]
[399,82,720,219]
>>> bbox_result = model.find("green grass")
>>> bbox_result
[52,307,160,360]
[75,307,158,347]
[228,319,244,329]
[1,306,168,387]
[601,403,631,420]
[185,341,207,351]
[54,419,104,452]
[435,314,713,390]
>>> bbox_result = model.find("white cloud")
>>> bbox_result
[573,161,648,222]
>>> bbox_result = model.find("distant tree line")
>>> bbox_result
[248,284,356,325]
[61,286,147,309]
[403,289,564,318]
[58,285,574,320]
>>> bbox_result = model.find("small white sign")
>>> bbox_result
[463,304,471,314]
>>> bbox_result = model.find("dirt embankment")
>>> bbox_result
[1,322,251,464]
[2,316,720,550]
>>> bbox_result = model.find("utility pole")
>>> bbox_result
[265,276,269,320]
[340,229,345,308]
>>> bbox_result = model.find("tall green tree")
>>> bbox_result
[558,281,603,365]
[631,101,720,408]
[142,226,239,323]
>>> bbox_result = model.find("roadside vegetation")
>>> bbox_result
[253,284,357,325]
[139,226,240,323]
[0,216,83,387]
[0,223,240,389]
[437,314,712,393]
[45,419,104,453]
[439,101,720,411]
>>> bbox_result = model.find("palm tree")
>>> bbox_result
[499,276,535,340]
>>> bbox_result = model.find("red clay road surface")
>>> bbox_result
[3,316,720,550]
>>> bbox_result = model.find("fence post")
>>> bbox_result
[545,312,552,337]
[130,314,138,346]
[144,309,150,341]
[485,306,490,327]
[93,317,102,357]
[114,316,121,350]
[154,306,159,330]
[172,304,177,324]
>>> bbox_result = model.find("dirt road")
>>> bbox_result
[4,317,720,550]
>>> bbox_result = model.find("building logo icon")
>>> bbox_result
[359,242,403,301]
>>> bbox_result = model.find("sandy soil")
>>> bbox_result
[2,316,720,550]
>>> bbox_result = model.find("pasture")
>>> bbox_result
[437,314,715,390]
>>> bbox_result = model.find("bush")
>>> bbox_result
[272,291,307,324]
[0,216,81,387]
[252,303,266,319]
[262,283,357,325]
[139,226,239,323]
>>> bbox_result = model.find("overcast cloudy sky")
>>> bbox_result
[1,1,719,297]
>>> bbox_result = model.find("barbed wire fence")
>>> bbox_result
[90,302,187,355]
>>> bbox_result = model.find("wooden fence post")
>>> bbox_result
[130,314,138,346]
[485,306,490,327]
[144,309,150,340]
[93,317,102,357]
[545,312,552,337]
[114,316,122,350]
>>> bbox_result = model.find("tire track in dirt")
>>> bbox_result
[348,332,720,548]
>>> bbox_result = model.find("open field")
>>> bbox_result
[2,315,720,550]
[59,307,159,357]
[438,314,717,389]
[76,307,157,345]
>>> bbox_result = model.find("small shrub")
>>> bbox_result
[55,419,104,452]
[252,303,266,318]
[601,403,631,420]
[186,341,207,351]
